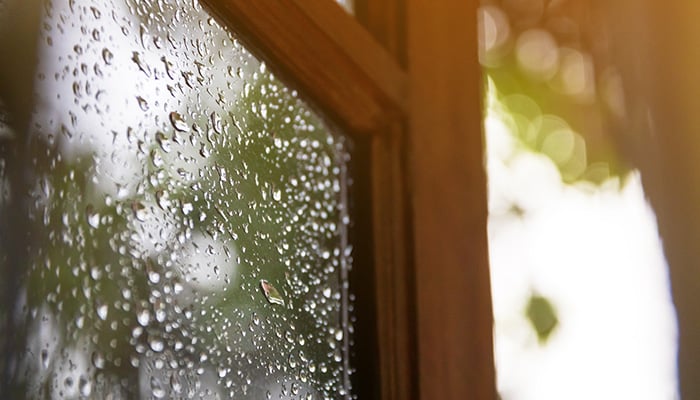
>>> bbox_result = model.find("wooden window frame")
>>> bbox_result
[203,0,497,398]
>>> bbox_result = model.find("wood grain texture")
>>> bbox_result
[200,0,408,135]
[355,0,407,68]
[370,126,417,400]
[354,2,417,399]
[407,0,497,399]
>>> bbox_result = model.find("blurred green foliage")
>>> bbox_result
[481,2,631,184]
[525,293,559,344]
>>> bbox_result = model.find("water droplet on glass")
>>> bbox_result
[199,143,211,158]
[155,131,171,153]
[151,149,164,168]
[169,112,189,132]
[132,326,143,340]
[40,349,49,369]
[148,270,161,284]
[86,204,100,228]
[139,24,150,49]
[72,81,81,97]
[79,375,92,396]
[211,112,223,134]
[155,308,166,323]
[260,279,285,306]
[173,282,184,294]
[102,48,113,65]
[92,351,105,369]
[132,201,148,221]
[90,266,102,280]
[137,309,150,326]
[96,303,108,320]
[151,376,166,398]
[132,51,151,77]
[160,55,174,78]
[150,338,164,352]
[170,374,182,393]
[155,190,171,210]
[136,96,149,111]
[181,202,193,215]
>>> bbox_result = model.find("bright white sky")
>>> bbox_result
[485,104,678,399]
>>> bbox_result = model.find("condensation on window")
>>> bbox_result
[1,0,353,398]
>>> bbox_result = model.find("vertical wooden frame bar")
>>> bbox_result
[369,124,417,400]
[355,2,417,399]
[405,0,496,398]
[358,0,496,398]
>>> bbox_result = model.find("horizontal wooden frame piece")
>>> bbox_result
[201,0,409,135]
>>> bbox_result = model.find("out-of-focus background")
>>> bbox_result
[479,1,681,398]
[3,0,700,398]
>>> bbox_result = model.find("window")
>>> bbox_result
[4,0,355,398]
[0,0,495,399]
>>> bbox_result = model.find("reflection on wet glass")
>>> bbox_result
[1,0,352,398]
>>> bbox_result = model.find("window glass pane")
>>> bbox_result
[1,0,352,398]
